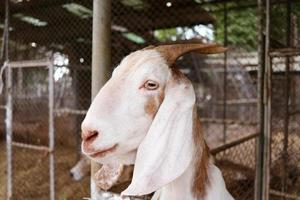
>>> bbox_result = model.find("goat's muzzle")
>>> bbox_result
[81,130,98,142]
[81,130,99,154]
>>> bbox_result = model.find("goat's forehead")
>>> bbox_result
[118,49,168,73]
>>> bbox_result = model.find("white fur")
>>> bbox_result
[151,163,234,200]
[122,70,195,196]
[82,49,234,200]
[70,155,90,181]
[82,50,168,165]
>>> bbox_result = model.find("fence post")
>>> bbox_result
[222,1,228,144]
[256,0,271,200]
[3,0,12,199]
[48,59,55,200]
[5,63,13,200]
[91,0,111,199]
[281,1,292,196]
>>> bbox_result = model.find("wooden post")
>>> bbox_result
[281,2,292,198]
[255,0,271,199]
[222,1,228,144]
[91,0,111,199]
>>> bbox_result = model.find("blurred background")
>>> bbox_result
[0,0,299,199]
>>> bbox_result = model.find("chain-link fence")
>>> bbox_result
[0,1,92,199]
[266,1,300,199]
[269,54,300,199]
[0,0,299,200]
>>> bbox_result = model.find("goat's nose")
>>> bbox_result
[81,130,99,142]
[70,171,74,178]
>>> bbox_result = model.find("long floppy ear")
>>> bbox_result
[122,69,196,196]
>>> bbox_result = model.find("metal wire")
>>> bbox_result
[0,1,299,200]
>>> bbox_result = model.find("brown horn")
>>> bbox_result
[154,43,227,66]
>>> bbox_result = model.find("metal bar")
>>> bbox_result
[91,0,111,199]
[54,108,87,115]
[92,0,111,95]
[4,1,12,199]
[8,59,51,68]
[5,64,13,200]
[5,65,13,200]
[211,132,259,155]
[217,98,258,105]
[200,117,257,125]
[270,190,300,200]
[222,1,228,144]
[48,61,55,200]
[0,0,9,61]
[269,48,300,57]
[199,67,258,73]
[291,15,298,47]
[281,1,292,197]
[12,142,51,152]
[255,0,271,199]
[263,54,272,200]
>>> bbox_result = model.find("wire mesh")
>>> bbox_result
[213,135,257,200]
[267,1,300,198]
[0,1,92,199]
[269,55,300,199]
[0,0,299,199]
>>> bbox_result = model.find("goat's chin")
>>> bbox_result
[91,150,137,165]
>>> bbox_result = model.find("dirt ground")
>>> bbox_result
[0,141,89,200]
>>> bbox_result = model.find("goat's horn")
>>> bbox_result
[154,43,227,66]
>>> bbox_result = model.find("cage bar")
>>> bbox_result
[48,60,55,200]
[5,63,13,200]
[12,141,51,152]
[91,0,112,199]
[5,59,55,200]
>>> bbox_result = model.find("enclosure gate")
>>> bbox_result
[268,50,300,200]
[5,59,55,200]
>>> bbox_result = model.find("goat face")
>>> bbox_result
[81,44,227,195]
[81,49,169,164]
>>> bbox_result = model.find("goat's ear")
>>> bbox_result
[122,69,196,196]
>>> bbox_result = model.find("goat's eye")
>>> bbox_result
[144,80,159,90]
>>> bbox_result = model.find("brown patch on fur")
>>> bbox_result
[192,107,210,199]
[158,89,165,105]
[144,96,159,117]
[170,67,191,85]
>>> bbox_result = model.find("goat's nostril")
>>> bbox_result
[82,130,99,142]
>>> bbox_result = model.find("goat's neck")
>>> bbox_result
[152,109,209,200]
[152,162,196,200]
[152,161,233,200]
[152,109,233,200]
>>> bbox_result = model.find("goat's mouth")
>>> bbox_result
[86,144,118,158]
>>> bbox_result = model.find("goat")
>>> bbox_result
[70,155,90,181]
[81,43,234,200]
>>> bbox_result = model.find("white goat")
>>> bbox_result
[81,43,234,200]
[70,155,90,181]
